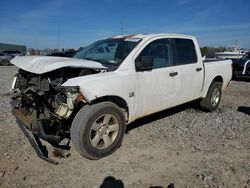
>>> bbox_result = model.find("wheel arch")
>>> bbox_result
[90,95,129,122]
[201,75,223,98]
[213,75,223,84]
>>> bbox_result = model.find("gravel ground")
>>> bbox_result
[0,66,249,188]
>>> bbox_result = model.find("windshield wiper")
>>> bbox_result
[84,58,105,63]
[85,57,94,61]
[84,58,119,65]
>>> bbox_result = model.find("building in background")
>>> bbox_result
[0,43,27,55]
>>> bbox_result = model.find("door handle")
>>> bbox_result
[169,72,178,77]
[196,67,202,72]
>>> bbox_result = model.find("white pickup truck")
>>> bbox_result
[11,34,232,162]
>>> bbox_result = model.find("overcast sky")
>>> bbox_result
[0,0,250,49]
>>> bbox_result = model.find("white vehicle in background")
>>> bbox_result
[10,34,232,163]
[215,45,246,60]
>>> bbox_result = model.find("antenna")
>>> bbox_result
[234,40,237,46]
[120,20,124,35]
[57,24,60,51]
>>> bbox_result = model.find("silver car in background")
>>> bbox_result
[0,51,13,61]
[0,51,23,66]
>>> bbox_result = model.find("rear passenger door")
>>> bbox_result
[172,38,203,103]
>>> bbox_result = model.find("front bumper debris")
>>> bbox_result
[11,104,62,144]
[11,100,64,165]
[12,106,71,164]
[15,117,59,165]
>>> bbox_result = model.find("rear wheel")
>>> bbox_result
[70,102,126,159]
[200,81,222,112]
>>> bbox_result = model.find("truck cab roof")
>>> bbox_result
[109,33,195,40]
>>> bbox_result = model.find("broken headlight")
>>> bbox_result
[55,86,83,119]
[64,86,80,93]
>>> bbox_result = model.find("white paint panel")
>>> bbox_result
[201,60,232,97]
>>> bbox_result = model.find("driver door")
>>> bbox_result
[134,38,181,119]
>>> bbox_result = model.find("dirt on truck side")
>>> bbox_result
[0,66,250,188]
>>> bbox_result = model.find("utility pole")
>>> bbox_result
[56,24,60,51]
[120,20,124,35]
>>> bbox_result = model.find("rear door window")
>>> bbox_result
[173,38,197,65]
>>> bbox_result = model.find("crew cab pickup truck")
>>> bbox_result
[10,34,232,163]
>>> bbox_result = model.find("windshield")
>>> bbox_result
[73,38,141,68]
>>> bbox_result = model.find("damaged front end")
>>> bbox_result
[10,68,91,163]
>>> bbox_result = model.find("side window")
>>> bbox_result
[137,39,172,69]
[174,39,197,65]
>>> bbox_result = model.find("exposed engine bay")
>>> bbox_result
[11,67,100,146]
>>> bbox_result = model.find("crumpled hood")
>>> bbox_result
[11,56,107,74]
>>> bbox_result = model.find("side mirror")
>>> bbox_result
[135,56,154,71]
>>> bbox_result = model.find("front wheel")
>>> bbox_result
[200,81,222,112]
[70,102,126,160]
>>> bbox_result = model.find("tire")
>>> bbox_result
[200,81,222,112]
[70,102,126,160]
